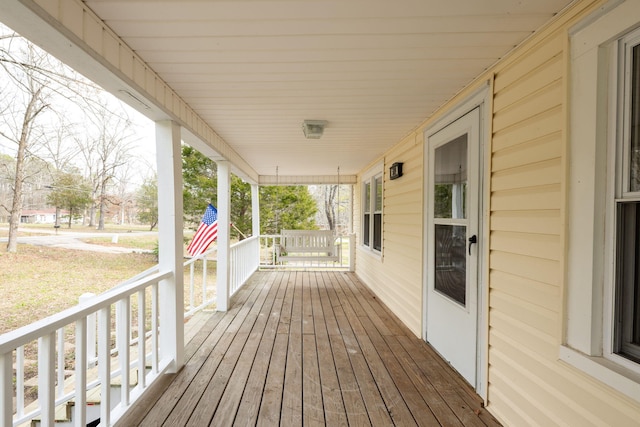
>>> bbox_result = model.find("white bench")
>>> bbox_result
[277,229,339,262]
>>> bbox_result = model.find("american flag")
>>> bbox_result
[186,204,218,256]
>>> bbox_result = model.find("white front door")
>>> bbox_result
[426,107,480,387]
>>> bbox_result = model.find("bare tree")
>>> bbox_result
[76,92,136,230]
[324,185,338,231]
[37,116,81,226]
[0,36,52,252]
[0,25,96,249]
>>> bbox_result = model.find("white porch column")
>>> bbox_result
[251,184,260,237]
[155,120,184,372]
[217,160,231,311]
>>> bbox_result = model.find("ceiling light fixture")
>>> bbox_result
[302,120,328,139]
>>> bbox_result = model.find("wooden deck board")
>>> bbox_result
[281,272,304,425]
[116,271,500,427]
[210,273,283,426]
[233,272,287,426]
[331,274,417,426]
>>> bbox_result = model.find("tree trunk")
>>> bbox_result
[98,180,107,230]
[6,89,43,252]
[54,206,61,227]
[6,154,23,252]
[324,185,337,231]
[88,203,96,227]
[68,207,73,228]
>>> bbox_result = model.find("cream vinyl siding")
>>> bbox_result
[485,1,640,425]
[487,13,594,427]
[353,0,640,424]
[356,134,423,336]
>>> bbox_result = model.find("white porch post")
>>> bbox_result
[217,160,231,311]
[155,120,184,372]
[0,352,11,427]
[251,183,260,237]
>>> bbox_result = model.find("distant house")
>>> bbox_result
[20,208,67,224]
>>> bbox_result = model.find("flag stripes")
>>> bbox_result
[186,204,218,256]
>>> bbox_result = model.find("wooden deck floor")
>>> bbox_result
[117,271,500,426]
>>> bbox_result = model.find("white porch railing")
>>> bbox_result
[183,246,217,317]
[230,236,260,297]
[1,238,261,427]
[0,270,173,427]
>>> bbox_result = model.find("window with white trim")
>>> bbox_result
[565,2,640,400]
[614,29,640,364]
[362,167,383,253]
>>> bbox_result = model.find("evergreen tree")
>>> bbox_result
[181,145,317,238]
[136,177,158,230]
[46,172,92,228]
[259,185,317,235]
[182,144,217,224]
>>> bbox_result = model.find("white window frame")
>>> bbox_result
[361,163,383,256]
[613,28,640,364]
[564,0,640,401]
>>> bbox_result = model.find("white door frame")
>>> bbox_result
[422,83,490,400]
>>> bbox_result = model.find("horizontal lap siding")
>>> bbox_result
[488,2,640,424]
[350,1,640,424]
[488,15,569,424]
[356,135,423,337]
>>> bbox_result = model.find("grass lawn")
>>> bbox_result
[81,234,159,251]
[0,245,159,334]
[0,236,215,335]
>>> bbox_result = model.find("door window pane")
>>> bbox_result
[434,224,467,306]
[434,135,468,219]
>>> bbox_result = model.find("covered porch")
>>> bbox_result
[1,0,605,425]
[117,270,499,426]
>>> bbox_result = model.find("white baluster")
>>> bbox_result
[75,318,87,427]
[137,290,146,389]
[38,333,55,427]
[98,307,111,426]
[118,298,131,407]
[57,327,64,399]
[151,283,159,373]
[202,256,208,307]
[16,346,24,418]
[189,262,195,310]
[79,293,97,367]
[0,351,12,427]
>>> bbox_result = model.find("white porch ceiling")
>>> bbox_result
[84,1,573,178]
